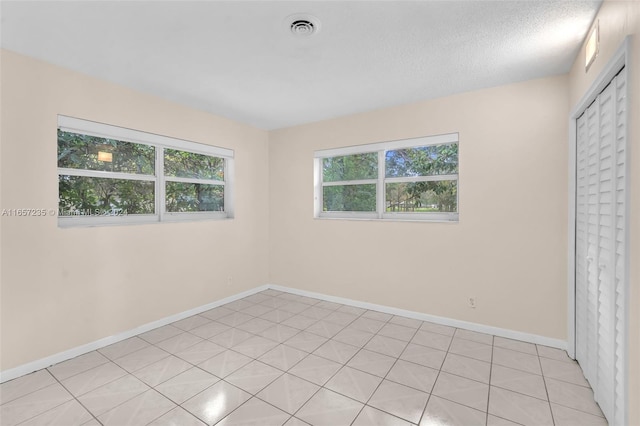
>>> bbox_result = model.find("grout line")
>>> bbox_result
[537,344,557,426]
[45,356,111,386]
[355,322,421,425]
[50,371,105,425]
[289,306,400,424]
[87,292,280,420]
[416,325,457,426]
[1,289,595,426]
[485,330,495,425]
[13,382,96,426]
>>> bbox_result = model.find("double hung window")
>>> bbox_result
[314,133,458,221]
[57,116,233,227]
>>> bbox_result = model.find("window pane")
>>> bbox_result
[57,130,155,174]
[165,182,224,212]
[323,184,376,212]
[385,143,458,177]
[58,175,155,215]
[386,181,457,213]
[323,153,377,182]
[164,149,224,181]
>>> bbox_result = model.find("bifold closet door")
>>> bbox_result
[575,67,627,425]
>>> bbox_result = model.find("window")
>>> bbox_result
[57,116,234,227]
[314,133,458,221]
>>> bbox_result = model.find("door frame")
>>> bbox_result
[567,36,631,422]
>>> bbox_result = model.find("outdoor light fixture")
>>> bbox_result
[97,151,113,162]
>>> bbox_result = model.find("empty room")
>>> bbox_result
[0,1,638,425]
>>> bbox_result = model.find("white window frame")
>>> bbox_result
[314,133,459,222]
[57,115,234,227]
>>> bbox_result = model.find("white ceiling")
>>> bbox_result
[1,1,601,130]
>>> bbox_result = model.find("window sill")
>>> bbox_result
[315,213,459,223]
[58,213,232,228]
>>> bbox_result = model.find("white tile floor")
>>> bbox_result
[0,289,608,426]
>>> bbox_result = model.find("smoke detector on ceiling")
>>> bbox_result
[285,14,321,37]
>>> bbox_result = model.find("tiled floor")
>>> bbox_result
[1,289,608,426]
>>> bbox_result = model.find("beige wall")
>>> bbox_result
[269,75,569,340]
[0,51,572,374]
[0,50,270,371]
[5,10,636,419]
[567,1,640,424]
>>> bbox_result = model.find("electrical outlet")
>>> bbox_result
[468,297,476,309]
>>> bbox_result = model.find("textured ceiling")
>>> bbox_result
[1,1,601,130]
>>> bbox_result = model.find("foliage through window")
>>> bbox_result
[314,134,459,221]
[57,116,234,227]
[163,149,225,213]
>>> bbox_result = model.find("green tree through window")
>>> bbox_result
[315,135,459,220]
[57,121,232,225]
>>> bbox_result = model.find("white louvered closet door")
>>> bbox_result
[575,67,627,425]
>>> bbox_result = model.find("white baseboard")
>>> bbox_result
[267,284,568,350]
[1,282,567,384]
[0,285,269,383]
